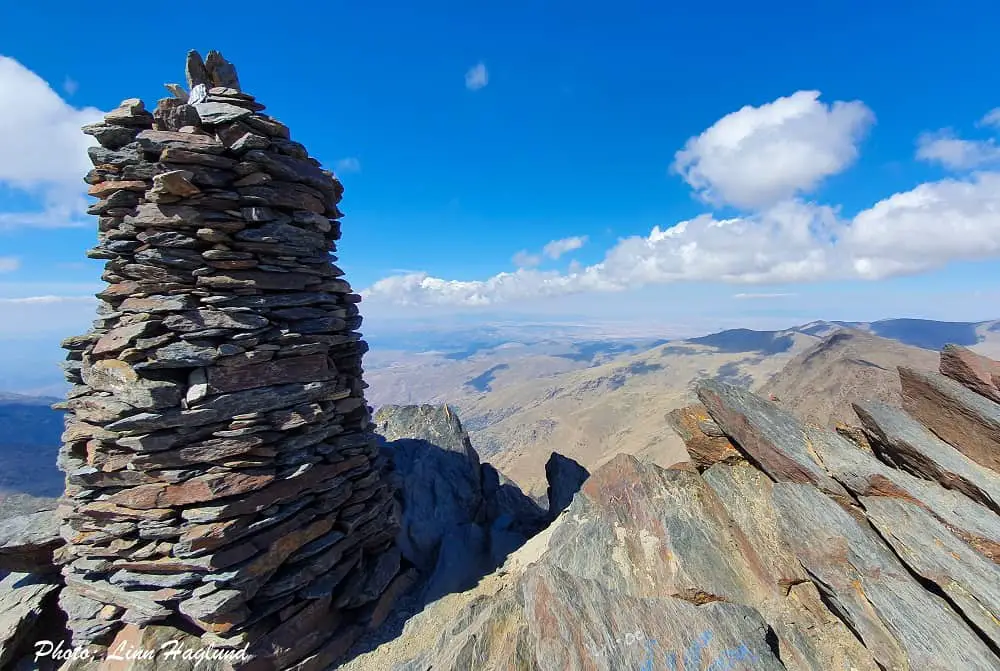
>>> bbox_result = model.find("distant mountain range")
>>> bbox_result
[1,317,997,499]
[365,318,1000,494]
[0,392,64,510]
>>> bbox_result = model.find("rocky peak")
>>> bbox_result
[343,345,1000,670]
[372,404,577,607]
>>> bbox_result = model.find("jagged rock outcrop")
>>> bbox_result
[940,344,1000,403]
[543,452,589,519]
[901,365,1000,472]
[374,404,552,605]
[48,50,400,669]
[344,345,1000,670]
[665,403,743,471]
[853,399,1000,513]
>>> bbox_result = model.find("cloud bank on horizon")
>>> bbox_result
[364,91,1000,308]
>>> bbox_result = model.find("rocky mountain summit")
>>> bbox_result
[342,343,1000,670]
[1,48,999,671]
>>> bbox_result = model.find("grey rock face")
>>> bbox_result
[861,495,1000,649]
[348,355,1000,671]
[375,404,548,606]
[375,405,484,572]
[697,379,851,500]
[0,573,62,669]
[901,366,1000,472]
[855,399,1000,513]
[0,510,63,573]
[773,482,1000,670]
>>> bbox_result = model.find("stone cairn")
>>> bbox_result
[55,51,402,668]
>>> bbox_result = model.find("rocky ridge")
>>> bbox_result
[342,344,1000,670]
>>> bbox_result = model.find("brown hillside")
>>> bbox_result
[761,329,939,428]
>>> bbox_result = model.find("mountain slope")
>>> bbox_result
[461,332,820,495]
[367,320,975,496]
[760,329,939,428]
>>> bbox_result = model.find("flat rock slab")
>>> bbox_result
[854,400,1000,513]
[862,495,1000,650]
[940,344,1000,403]
[205,353,330,395]
[522,564,786,671]
[543,455,876,671]
[703,462,809,588]
[696,380,851,501]
[901,366,1000,472]
[773,482,1000,671]
[0,572,61,668]
[0,509,63,573]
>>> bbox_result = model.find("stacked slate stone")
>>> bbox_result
[55,50,401,668]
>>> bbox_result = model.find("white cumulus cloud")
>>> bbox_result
[672,90,874,209]
[0,55,104,229]
[511,236,588,268]
[363,172,1000,307]
[845,171,1000,277]
[979,108,1000,130]
[916,130,1000,170]
[465,62,488,91]
[543,236,588,259]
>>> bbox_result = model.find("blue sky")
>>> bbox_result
[2,0,1000,349]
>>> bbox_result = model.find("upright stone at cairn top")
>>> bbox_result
[56,50,402,668]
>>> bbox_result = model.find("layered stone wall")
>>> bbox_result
[55,50,400,668]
